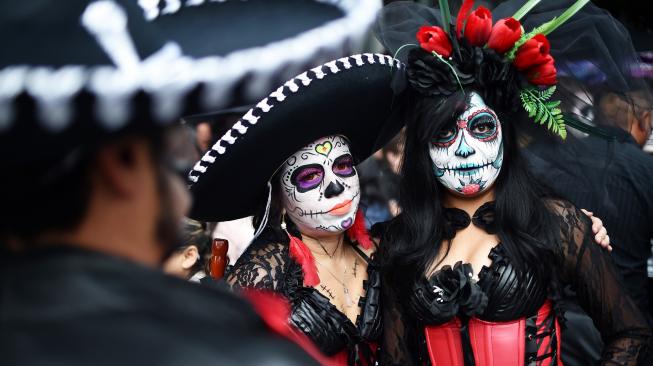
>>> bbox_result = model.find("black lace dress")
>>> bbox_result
[227,229,382,366]
[381,201,651,366]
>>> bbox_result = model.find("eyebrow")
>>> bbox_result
[462,108,498,123]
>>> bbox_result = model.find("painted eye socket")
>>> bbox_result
[468,114,498,140]
[431,126,458,147]
[333,154,355,177]
[291,164,325,192]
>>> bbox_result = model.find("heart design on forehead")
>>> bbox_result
[341,217,353,229]
[315,141,333,157]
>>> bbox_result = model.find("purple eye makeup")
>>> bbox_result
[332,154,356,177]
[291,164,325,192]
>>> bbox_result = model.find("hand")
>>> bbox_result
[581,209,612,252]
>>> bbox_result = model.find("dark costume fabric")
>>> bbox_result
[228,230,382,365]
[0,246,317,366]
[526,128,653,366]
[379,201,650,365]
[527,128,653,326]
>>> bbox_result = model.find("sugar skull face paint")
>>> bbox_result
[430,92,503,196]
[280,135,360,235]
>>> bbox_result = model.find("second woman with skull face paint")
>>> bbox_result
[188,55,406,365]
[375,1,651,365]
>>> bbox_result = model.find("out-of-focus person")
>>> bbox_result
[163,218,211,282]
[0,0,384,365]
[195,122,213,153]
[358,131,404,227]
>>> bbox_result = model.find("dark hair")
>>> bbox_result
[0,152,94,243]
[380,91,559,289]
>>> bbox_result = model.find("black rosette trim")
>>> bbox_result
[408,262,488,324]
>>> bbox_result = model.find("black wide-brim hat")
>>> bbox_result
[0,0,381,167]
[188,53,407,222]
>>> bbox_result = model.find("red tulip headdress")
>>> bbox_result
[403,0,591,139]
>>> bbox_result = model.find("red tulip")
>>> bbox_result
[487,17,522,54]
[463,6,492,46]
[513,34,551,71]
[416,25,453,58]
[526,55,557,85]
[456,0,475,38]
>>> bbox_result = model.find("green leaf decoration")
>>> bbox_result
[520,86,567,139]
[506,0,590,61]
[438,0,452,35]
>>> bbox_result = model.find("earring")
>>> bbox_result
[281,210,287,231]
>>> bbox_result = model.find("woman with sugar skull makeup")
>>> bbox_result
[188,54,406,365]
[373,0,651,365]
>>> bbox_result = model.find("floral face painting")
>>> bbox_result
[280,135,360,235]
[430,92,503,196]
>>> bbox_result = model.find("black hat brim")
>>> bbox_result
[189,54,406,222]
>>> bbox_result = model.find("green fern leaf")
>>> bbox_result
[539,85,556,100]
[555,113,567,139]
[520,86,568,139]
[545,100,561,109]
[536,102,546,123]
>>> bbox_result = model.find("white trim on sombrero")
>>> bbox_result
[187,53,403,184]
[0,0,381,132]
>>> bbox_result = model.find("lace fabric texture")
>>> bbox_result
[227,231,381,363]
[380,201,651,366]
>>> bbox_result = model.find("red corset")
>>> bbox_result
[424,301,562,366]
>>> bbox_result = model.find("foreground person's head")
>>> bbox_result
[1,128,191,266]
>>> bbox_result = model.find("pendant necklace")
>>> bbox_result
[314,256,354,308]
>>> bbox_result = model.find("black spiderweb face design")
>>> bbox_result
[279,135,361,234]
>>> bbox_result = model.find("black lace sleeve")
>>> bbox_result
[226,239,289,292]
[549,200,652,365]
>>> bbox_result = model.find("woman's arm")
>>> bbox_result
[550,200,651,365]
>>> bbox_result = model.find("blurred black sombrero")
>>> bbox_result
[188,53,407,222]
[0,0,381,167]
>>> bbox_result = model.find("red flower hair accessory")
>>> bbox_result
[407,0,591,139]
[417,25,452,58]
[487,17,522,54]
[461,6,492,46]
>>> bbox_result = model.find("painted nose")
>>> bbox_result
[455,133,475,158]
[324,181,345,198]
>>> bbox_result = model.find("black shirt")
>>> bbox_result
[0,246,317,366]
[526,128,653,325]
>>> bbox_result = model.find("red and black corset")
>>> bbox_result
[406,203,561,365]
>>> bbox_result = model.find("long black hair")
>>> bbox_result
[380,90,559,289]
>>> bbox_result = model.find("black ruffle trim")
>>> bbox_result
[408,262,488,325]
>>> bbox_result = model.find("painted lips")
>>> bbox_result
[328,199,353,216]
